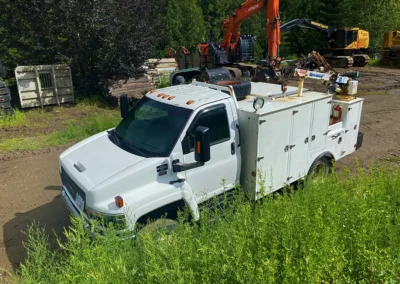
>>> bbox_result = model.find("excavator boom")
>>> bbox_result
[221,0,281,60]
[280,19,335,40]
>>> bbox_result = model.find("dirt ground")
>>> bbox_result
[0,65,399,278]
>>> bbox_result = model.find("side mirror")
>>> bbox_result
[194,126,210,163]
[120,94,129,119]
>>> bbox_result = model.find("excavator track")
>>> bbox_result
[324,55,354,68]
[352,54,370,67]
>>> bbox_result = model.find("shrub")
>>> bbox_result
[17,165,400,283]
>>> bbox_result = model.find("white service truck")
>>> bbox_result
[60,79,364,235]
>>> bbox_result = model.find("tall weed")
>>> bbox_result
[17,165,400,283]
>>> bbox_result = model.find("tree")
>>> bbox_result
[0,0,164,95]
[158,0,206,55]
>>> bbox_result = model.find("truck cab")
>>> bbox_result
[60,81,363,235]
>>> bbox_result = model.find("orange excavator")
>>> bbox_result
[170,0,282,85]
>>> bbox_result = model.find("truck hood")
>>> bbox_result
[60,131,146,190]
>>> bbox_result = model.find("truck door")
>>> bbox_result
[181,102,238,202]
[342,102,362,157]
[287,103,313,182]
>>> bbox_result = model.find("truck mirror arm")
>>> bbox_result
[173,162,205,173]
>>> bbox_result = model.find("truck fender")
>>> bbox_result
[307,151,335,176]
[134,183,200,227]
[180,182,200,221]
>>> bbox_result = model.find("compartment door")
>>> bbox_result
[258,111,292,195]
[287,103,313,182]
[310,98,331,150]
[343,102,362,157]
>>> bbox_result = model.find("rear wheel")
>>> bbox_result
[308,156,333,180]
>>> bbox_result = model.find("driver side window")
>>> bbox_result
[183,106,230,154]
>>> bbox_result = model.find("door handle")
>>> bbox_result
[236,124,241,147]
[231,142,236,155]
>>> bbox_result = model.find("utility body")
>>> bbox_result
[60,81,363,235]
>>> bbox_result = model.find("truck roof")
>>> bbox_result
[145,84,230,110]
[146,81,332,113]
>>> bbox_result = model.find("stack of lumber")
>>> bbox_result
[108,58,178,104]
[146,58,178,83]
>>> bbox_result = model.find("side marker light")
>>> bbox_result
[115,196,124,208]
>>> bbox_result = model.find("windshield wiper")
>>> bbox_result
[122,139,147,157]
[110,129,147,157]
[108,129,122,146]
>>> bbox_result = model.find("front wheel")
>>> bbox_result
[136,218,177,238]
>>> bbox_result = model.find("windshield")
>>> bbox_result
[113,97,192,157]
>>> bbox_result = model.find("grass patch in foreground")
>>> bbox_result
[0,113,120,152]
[16,165,400,283]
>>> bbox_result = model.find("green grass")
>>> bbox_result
[368,58,400,68]
[156,75,170,88]
[14,164,400,283]
[368,58,381,66]
[0,109,27,128]
[0,113,120,152]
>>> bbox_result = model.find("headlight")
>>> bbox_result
[86,206,126,229]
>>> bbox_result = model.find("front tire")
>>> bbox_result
[137,218,177,237]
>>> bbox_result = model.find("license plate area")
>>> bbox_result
[75,192,85,211]
[61,167,86,212]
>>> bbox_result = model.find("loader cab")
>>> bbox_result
[334,29,359,49]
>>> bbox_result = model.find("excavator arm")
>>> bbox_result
[221,0,281,60]
[280,19,335,42]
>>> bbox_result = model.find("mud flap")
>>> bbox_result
[356,132,364,150]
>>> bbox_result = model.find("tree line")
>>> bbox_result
[1,0,399,96]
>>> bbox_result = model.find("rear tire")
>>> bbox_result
[307,156,333,179]
[213,80,251,100]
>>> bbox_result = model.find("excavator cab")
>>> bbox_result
[334,29,358,49]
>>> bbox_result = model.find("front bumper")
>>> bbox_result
[61,187,91,230]
[61,187,134,239]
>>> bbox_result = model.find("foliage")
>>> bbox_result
[1,0,400,97]
[155,75,170,89]
[0,0,164,95]
[0,109,27,128]
[158,0,206,55]
[17,165,400,283]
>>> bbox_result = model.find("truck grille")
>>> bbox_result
[61,166,87,211]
